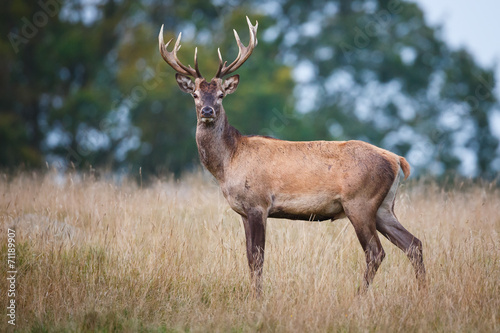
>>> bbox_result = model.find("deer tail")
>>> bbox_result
[399,156,411,180]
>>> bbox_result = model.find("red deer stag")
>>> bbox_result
[158,17,425,294]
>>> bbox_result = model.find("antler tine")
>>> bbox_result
[158,25,202,78]
[215,48,226,78]
[215,16,258,78]
[193,47,202,77]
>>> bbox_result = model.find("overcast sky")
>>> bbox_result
[415,0,500,95]
[415,0,500,142]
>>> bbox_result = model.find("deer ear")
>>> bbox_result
[222,75,239,95]
[176,73,195,93]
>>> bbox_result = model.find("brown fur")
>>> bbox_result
[160,22,424,295]
[173,76,425,295]
[400,156,411,180]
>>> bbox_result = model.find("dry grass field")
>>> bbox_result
[1,171,499,332]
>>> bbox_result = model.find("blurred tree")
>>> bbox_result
[256,0,498,177]
[1,0,134,170]
[1,0,298,176]
[1,0,498,178]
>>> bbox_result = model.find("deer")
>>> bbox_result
[158,17,426,295]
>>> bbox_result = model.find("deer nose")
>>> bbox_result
[201,106,215,118]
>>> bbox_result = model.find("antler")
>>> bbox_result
[215,16,258,78]
[158,25,202,78]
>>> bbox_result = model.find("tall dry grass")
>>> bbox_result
[0,172,499,332]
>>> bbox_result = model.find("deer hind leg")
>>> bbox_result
[375,176,426,285]
[241,208,267,296]
[344,203,385,292]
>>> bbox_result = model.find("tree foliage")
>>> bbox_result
[1,0,498,178]
[262,0,498,177]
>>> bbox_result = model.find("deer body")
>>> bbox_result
[159,17,425,295]
[213,134,403,221]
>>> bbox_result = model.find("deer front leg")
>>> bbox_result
[241,208,267,296]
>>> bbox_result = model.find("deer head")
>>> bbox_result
[158,17,258,125]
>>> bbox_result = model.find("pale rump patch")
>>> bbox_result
[376,174,400,222]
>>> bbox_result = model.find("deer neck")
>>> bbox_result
[195,109,241,182]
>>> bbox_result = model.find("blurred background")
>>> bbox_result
[1,0,499,179]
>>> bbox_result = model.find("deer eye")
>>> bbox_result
[192,93,198,99]
[218,93,224,99]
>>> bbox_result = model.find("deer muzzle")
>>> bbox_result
[200,106,215,122]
